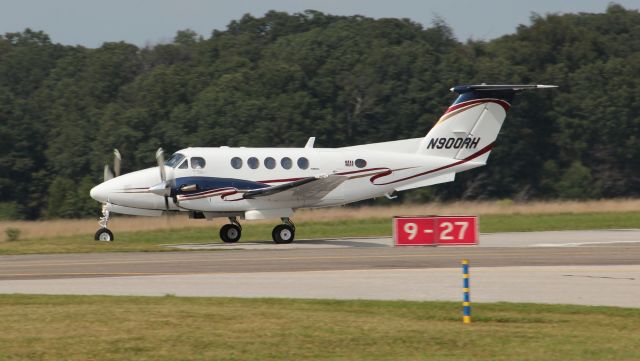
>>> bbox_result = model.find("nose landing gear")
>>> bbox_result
[94,205,114,242]
[272,217,295,244]
[220,217,242,243]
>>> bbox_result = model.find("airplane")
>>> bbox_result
[90,84,556,243]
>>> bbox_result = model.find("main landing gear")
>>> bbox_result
[218,217,296,244]
[94,205,114,242]
[220,217,242,243]
[272,217,295,244]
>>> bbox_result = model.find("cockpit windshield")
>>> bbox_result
[165,153,186,168]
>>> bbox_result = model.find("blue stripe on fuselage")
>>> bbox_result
[172,176,269,196]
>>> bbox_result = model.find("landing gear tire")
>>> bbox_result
[272,224,295,244]
[94,228,114,242]
[220,224,241,243]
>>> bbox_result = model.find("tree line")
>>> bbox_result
[0,4,638,219]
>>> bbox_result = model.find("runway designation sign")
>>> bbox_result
[393,216,478,246]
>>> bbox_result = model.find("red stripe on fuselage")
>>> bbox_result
[370,143,494,185]
[258,168,388,183]
[445,99,510,114]
[335,168,388,176]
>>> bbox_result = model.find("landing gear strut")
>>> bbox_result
[220,217,242,243]
[94,204,114,242]
[272,217,295,244]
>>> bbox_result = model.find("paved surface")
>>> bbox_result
[1,245,639,280]
[1,229,639,307]
[166,229,640,250]
[1,266,637,307]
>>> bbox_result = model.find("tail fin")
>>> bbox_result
[418,84,556,163]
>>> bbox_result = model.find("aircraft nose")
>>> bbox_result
[90,183,108,203]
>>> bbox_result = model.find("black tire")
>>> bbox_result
[220,224,241,243]
[94,228,114,242]
[272,224,295,244]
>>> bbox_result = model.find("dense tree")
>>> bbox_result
[0,5,638,219]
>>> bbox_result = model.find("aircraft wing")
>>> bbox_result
[244,175,347,201]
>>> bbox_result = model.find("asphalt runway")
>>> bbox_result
[1,230,639,307]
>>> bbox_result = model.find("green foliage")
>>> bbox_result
[0,202,20,220]
[46,176,96,219]
[4,227,21,241]
[555,161,598,199]
[0,6,639,219]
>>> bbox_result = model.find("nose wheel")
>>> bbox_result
[220,217,242,243]
[95,228,114,242]
[272,218,295,244]
[94,205,114,242]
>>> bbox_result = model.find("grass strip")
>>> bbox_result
[1,211,639,255]
[0,294,638,361]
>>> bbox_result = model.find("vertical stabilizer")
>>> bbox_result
[418,84,555,164]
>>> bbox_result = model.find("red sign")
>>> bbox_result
[393,216,478,246]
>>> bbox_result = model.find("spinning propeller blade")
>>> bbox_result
[103,149,122,181]
[113,149,121,177]
[103,164,114,181]
[155,148,166,182]
[152,147,173,211]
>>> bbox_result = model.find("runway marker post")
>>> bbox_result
[462,259,471,324]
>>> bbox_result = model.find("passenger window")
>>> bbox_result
[248,157,260,169]
[191,157,206,169]
[264,157,276,169]
[297,157,309,170]
[355,159,367,168]
[178,160,188,169]
[281,157,292,170]
[230,157,242,169]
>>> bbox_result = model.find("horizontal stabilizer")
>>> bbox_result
[451,84,557,93]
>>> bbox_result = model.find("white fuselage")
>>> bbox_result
[90,140,484,218]
[89,84,557,231]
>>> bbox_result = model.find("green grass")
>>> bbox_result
[0,294,638,361]
[1,211,639,255]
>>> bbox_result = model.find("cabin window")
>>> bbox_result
[355,159,367,168]
[264,157,276,169]
[165,153,185,168]
[281,157,292,170]
[178,160,188,169]
[230,157,242,169]
[297,157,309,170]
[191,157,206,169]
[248,157,260,169]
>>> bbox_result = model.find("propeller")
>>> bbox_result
[113,149,121,177]
[103,148,121,181]
[155,148,166,183]
[149,147,174,211]
[98,148,121,228]
[103,165,114,182]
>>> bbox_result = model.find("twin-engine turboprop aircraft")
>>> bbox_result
[90,84,556,243]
